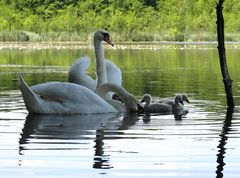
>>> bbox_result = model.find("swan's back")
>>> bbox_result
[145,103,172,114]
[31,82,95,102]
[19,76,118,114]
[158,99,174,106]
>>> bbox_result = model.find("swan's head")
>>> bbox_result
[182,94,190,103]
[174,94,190,105]
[141,94,152,104]
[94,29,114,46]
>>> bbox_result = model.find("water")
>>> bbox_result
[0,44,240,178]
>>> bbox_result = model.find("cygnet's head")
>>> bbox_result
[182,94,190,103]
[174,95,183,104]
[94,29,114,46]
[174,94,190,105]
[141,94,152,104]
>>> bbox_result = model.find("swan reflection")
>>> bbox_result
[93,112,139,169]
[19,112,140,169]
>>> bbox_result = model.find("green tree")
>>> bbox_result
[1,0,240,41]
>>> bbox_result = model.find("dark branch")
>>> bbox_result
[216,0,234,108]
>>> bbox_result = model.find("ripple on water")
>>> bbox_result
[0,96,239,178]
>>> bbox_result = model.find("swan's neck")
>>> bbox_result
[145,100,151,106]
[97,84,140,112]
[94,40,107,89]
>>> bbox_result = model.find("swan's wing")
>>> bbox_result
[105,60,122,86]
[157,98,174,106]
[30,82,104,104]
[68,56,97,91]
[146,103,172,114]
[19,76,68,114]
[19,77,117,114]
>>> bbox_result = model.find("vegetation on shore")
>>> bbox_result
[1,0,240,42]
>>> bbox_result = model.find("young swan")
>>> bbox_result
[172,95,189,112]
[172,95,190,119]
[141,94,172,114]
[158,94,189,106]
[141,94,190,115]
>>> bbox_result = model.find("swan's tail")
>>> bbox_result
[18,75,40,114]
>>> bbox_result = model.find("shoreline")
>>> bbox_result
[1,41,240,50]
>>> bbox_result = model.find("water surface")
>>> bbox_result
[0,44,240,178]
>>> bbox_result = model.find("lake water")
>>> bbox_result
[0,43,240,178]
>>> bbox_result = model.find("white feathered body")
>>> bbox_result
[19,76,117,114]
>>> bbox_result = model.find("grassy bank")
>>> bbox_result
[0,31,90,42]
[2,30,240,43]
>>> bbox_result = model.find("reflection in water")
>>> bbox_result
[93,128,110,169]
[19,113,118,167]
[19,112,140,169]
[141,107,188,122]
[1,47,240,177]
[216,107,234,178]
[93,113,139,169]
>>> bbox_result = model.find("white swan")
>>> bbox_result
[19,76,140,114]
[68,29,122,93]
[18,30,141,114]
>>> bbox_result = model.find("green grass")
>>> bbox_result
[0,31,90,42]
[1,30,240,42]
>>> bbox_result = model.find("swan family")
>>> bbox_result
[19,29,189,116]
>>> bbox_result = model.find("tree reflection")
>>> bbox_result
[93,128,112,169]
[216,107,234,178]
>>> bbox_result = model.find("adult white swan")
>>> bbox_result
[68,29,122,93]
[19,76,141,114]
[18,30,142,114]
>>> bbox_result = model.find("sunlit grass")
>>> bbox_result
[1,30,240,42]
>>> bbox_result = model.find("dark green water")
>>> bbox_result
[0,45,240,178]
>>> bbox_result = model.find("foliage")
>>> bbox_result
[0,0,240,42]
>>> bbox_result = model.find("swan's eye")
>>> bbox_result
[103,32,109,39]
[103,32,114,46]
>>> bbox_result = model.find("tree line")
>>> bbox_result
[0,0,240,42]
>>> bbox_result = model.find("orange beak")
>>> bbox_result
[104,36,114,47]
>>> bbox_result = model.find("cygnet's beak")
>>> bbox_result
[104,36,114,47]
[186,99,190,103]
[141,99,144,103]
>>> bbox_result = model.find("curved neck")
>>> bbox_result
[146,99,151,105]
[144,96,151,106]
[96,83,140,113]
[94,39,107,89]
